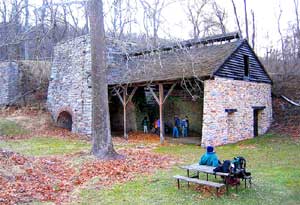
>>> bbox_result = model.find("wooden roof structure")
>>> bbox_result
[107,32,272,85]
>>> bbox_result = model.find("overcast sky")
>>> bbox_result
[41,0,297,56]
[160,0,296,55]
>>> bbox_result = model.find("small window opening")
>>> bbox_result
[244,55,249,77]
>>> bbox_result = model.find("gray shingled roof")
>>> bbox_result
[107,39,243,85]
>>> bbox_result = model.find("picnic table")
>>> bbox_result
[181,163,230,179]
[180,163,231,193]
[174,163,252,196]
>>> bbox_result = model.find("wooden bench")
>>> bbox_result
[173,175,225,195]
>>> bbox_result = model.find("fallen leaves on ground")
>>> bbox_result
[0,149,76,204]
[194,185,226,198]
[75,149,175,187]
[0,107,88,141]
[272,97,300,139]
[115,131,162,143]
[271,122,300,139]
[0,148,176,204]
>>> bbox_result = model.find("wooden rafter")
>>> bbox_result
[115,88,124,105]
[163,83,177,104]
[126,87,138,105]
[147,85,160,104]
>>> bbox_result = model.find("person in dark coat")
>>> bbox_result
[174,115,180,128]
[172,123,179,138]
[185,116,189,136]
[174,115,181,134]
[142,116,149,133]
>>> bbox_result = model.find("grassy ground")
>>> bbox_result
[1,119,300,204]
[0,137,90,156]
[77,134,300,205]
[0,119,29,136]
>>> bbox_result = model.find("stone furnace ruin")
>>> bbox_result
[47,32,273,146]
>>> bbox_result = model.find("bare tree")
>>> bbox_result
[294,0,300,37]
[0,0,91,60]
[251,10,255,49]
[243,0,249,41]
[139,0,171,47]
[89,0,120,159]
[212,2,226,34]
[277,6,285,64]
[83,1,89,34]
[108,0,136,39]
[111,0,125,38]
[24,0,29,59]
[0,1,7,23]
[230,0,242,36]
[184,0,210,40]
[293,0,300,57]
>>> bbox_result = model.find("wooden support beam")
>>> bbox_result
[147,83,177,144]
[163,83,177,104]
[159,83,164,144]
[114,86,138,140]
[126,87,138,105]
[115,88,124,105]
[147,85,159,104]
[123,86,128,139]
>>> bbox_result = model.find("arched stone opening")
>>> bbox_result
[57,111,73,131]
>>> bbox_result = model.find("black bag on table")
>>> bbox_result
[213,160,231,173]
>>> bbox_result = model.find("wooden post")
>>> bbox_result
[123,87,127,139]
[147,83,177,144]
[115,86,137,140]
[159,83,164,143]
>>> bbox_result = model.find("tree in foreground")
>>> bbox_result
[89,0,121,159]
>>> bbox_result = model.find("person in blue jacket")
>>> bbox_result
[199,146,220,167]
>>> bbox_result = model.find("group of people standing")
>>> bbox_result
[141,115,189,138]
[172,115,189,138]
[142,116,160,134]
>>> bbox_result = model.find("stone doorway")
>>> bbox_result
[57,111,72,131]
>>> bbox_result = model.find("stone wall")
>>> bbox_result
[47,35,127,135]
[0,62,19,106]
[202,77,272,146]
[163,94,203,135]
[47,36,93,135]
[18,61,51,105]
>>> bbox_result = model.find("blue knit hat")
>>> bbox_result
[206,146,214,153]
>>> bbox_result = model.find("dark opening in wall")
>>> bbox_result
[244,55,249,77]
[57,111,72,131]
[252,106,265,137]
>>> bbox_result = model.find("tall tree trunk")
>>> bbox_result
[294,0,300,34]
[231,0,242,37]
[243,0,249,41]
[83,2,89,34]
[277,7,287,77]
[251,10,255,49]
[89,0,120,159]
[293,0,300,57]
[24,0,29,60]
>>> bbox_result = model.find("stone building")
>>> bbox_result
[0,62,19,106]
[0,61,51,107]
[47,32,273,146]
